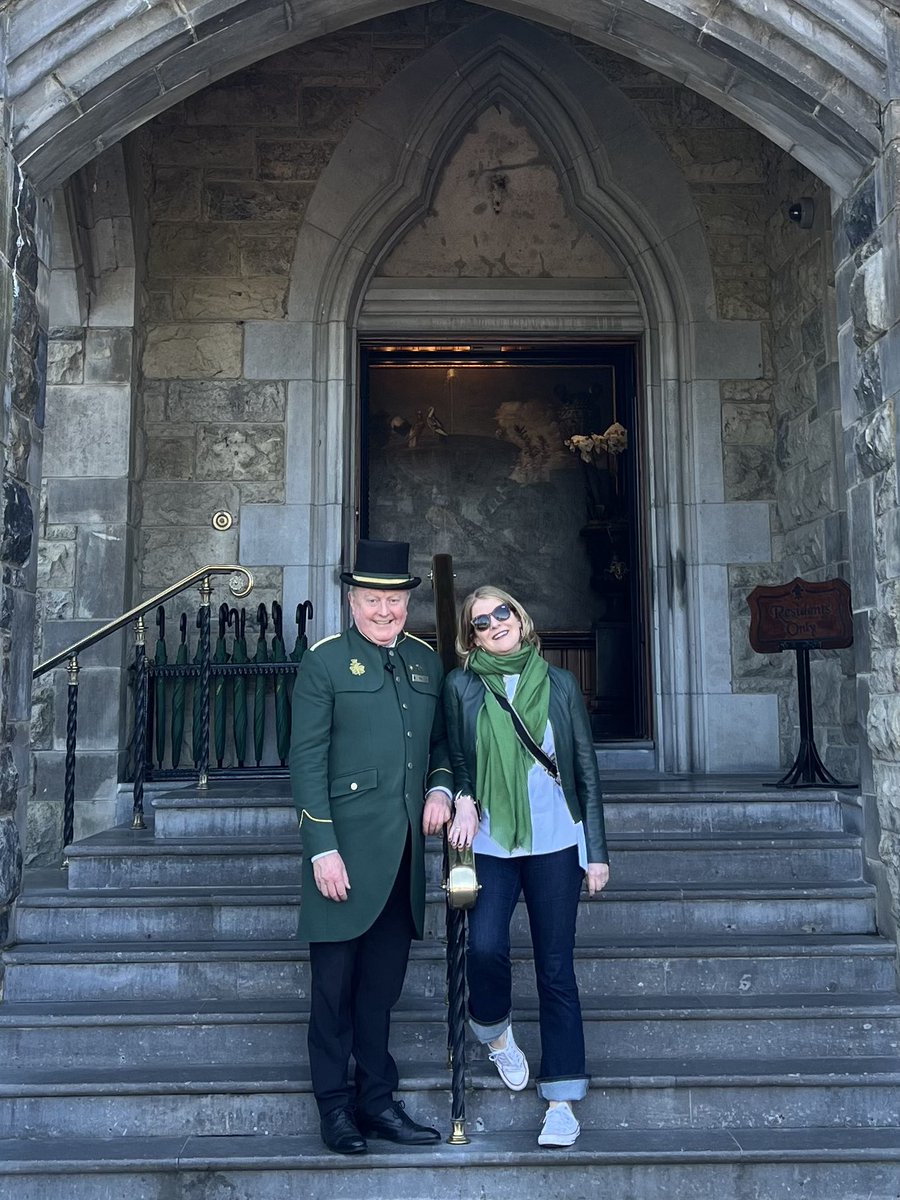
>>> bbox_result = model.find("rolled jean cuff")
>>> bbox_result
[468,1012,511,1044]
[536,1075,589,1102]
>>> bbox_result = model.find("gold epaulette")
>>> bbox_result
[309,633,342,652]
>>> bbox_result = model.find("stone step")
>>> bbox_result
[2,1057,898,1139]
[13,880,878,942]
[3,935,896,1003]
[1,1128,899,1200]
[150,787,847,840]
[63,829,863,890]
[1,994,897,1068]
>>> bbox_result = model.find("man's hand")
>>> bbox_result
[585,862,610,896]
[423,790,452,835]
[313,852,351,902]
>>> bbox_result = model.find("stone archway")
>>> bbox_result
[5,1,883,194]
[245,14,771,773]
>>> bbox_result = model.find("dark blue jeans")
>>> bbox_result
[466,845,588,1101]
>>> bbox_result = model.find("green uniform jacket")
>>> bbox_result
[290,626,451,943]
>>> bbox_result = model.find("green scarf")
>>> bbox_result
[468,644,550,853]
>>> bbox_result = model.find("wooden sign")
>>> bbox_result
[747,577,852,653]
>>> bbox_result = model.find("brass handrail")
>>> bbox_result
[33,565,254,678]
[39,564,255,845]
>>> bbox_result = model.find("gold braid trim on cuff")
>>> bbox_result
[299,809,334,825]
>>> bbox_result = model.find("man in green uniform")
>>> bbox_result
[290,540,453,1154]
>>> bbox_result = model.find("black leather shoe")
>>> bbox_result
[320,1107,367,1155]
[357,1100,441,1145]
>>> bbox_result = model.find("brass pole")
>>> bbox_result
[432,553,470,1146]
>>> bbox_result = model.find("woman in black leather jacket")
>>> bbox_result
[443,585,609,1148]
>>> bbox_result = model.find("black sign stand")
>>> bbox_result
[774,643,854,789]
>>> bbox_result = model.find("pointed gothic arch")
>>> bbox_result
[264,15,773,772]
[4,1,884,194]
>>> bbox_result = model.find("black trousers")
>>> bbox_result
[307,834,414,1118]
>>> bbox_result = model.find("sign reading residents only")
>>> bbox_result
[747,577,853,653]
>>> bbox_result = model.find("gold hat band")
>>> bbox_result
[351,573,412,584]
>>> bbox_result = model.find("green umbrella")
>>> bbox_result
[270,601,290,767]
[290,600,314,663]
[230,607,249,767]
[153,606,168,769]
[191,610,204,769]
[213,603,230,768]
[171,613,188,769]
[285,601,314,760]
[253,603,269,767]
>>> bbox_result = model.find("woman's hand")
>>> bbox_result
[585,862,609,896]
[448,794,480,849]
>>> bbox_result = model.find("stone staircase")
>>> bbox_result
[1,778,899,1198]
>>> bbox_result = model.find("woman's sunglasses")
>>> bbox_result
[471,603,513,632]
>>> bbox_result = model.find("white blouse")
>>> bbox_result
[472,674,588,870]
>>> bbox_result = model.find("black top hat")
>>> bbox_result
[340,539,421,590]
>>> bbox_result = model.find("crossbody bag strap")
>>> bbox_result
[483,680,559,781]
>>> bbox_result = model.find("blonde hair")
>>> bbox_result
[455,585,541,667]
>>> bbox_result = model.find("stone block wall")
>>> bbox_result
[0,54,50,940]
[135,5,480,632]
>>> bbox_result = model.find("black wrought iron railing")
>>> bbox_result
[145,598,315,777]
[432,552,469,1146]
[32,566,256,842]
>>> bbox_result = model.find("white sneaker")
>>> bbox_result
[487,1026,530,1091]
[538,1103,581,1147]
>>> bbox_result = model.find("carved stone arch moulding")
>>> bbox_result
[262,14,770,771]
[7,1,880,192]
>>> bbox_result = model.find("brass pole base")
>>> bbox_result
[131,812,147,830]
[446,1119,469,1146]
[197,771,209,790]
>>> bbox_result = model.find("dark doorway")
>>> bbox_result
[360,342,649,740]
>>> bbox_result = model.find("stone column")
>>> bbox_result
[0,76,51,945]
[32,147,141,858]
[834,18,900,939]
